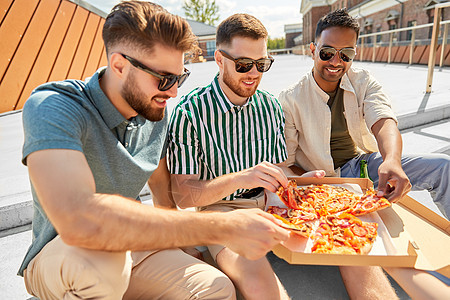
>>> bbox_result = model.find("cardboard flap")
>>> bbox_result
[392,196,450,276]
[399,195,450,235]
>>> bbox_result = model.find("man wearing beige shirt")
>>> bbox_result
[279,8,450,299]
[279,9,449,217]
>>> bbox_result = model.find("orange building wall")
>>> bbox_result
[0,0,107,113]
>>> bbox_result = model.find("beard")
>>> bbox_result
[121,71,166,122]
[222,66,260,99]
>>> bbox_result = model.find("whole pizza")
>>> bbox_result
[267,180,391,255]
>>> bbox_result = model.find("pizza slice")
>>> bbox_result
[267,209,313,238]
[276,180,303,209]
[347,188,391,216]
[278,182,359,216]
[311,213,378,255]
[312,185,359,216]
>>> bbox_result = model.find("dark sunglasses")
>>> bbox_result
[316,46,356,63]
[120,53,190,91]
[219,50,274,73]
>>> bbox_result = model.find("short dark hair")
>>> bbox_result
[216,13,268,47]
[315,8,360,41]
[102,1,199,55]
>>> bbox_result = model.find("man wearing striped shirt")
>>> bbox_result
[167,14,301,299]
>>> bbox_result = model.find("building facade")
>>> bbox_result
[187,19,216,61]
[285,23,303,48]
[300,0,450,45]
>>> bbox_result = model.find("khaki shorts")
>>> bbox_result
[197,192,266,260]
[23,236,235,299]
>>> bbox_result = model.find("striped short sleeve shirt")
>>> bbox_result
[168,75,287,200]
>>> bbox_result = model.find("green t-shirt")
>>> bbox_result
[327,86,358,169]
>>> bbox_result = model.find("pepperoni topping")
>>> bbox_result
[351,224,368,237]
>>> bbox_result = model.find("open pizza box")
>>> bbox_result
[266,177,450,277]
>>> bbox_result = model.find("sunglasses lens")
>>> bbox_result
[158,76,176,91]
[340,48,356,62]
[319,48,336,61]
[177,72,189,88]
[235,59,254,73]
[158,71,190,91]
[255,59,273,72]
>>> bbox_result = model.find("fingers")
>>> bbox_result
[251,161,288,190]
[377,171,390,198]
[377,166,411,203]
[254,171,284,193]
[387,180,411,203]
[255,210,290,240]
[384,183,402,203]
[261,162,289,188]
[225,209,290,260]
[301,170,326,178]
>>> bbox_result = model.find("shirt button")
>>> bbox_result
[125,142,129,147]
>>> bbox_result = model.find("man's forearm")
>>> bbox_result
[371,118,402,162]
[62,193,227,251]
[149,175,177,209]
[148,158,177,208]
[171,173,241,208]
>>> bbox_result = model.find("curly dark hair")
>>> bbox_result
[315,8,360,41]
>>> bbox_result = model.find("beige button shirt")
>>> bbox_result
[279,67,397,176]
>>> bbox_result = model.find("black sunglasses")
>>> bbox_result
[120,53,190,91]
[316,46,356,63]
[219,50,274,73]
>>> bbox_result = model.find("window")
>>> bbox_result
[206,41,216,57]
[406,20,415,41]
[365,29,372,44]
[376,28,382,43]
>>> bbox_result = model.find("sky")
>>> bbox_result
[86,0,302,38]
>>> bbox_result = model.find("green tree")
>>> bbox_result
[183,0,219,26]
[267,37,285,50]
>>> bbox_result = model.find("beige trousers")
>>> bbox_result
[197,194,266,260]
[23,236,235,299]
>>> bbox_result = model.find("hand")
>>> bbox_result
[301,170,326,178]
[220,209,290,260]
[377,159,411,202]
[180,246,204,261]
[237,161,288,193]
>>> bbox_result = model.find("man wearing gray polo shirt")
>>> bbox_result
[18,2,290,299]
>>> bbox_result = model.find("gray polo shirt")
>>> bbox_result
[18,67,168,275]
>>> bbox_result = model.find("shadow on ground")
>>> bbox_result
[268,252,410,300]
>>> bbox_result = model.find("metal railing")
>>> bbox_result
[268,48,294,55]
[358,2,450,93]
[359,21,450,66]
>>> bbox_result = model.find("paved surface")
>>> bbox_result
[1,54,449,299]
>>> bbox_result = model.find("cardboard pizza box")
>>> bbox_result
[268,177,450,277]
